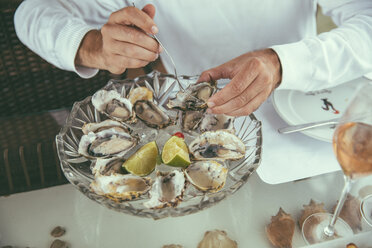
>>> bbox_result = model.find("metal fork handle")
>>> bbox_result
[151,35,184,91]
[278,118,340,134]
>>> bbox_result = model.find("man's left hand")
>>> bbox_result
[198,49,282,116]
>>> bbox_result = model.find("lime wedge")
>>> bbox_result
[162,136,191,168]
[123,141,158,176]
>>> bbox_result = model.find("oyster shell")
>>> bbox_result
[298,199,326,228]
[167,81,216,110]
[144,170,186,209]
[91,174,151,201]
[200,113,235,133]
[197,230,237,248]
[332,193,362,232]
[162,245,183,248]
[92,89,134,122]
[128,86,153,104]
[266,208,295,248]
[91,157,125,176]
[134,100,172,128]
[189,130,245,161]
[82,119,129,135]
[78,128,137,159]
[185,161,228,193]
[182,110,204,131]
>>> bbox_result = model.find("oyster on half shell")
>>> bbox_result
[128,86,153,105]
[91,174,151,201]
[167,81,216,110]
[134,100,172,128]
[92,89,135,122]
[78,128,137,159]
[82,119,129,135]
[91,157,126,176]
[182,110,204,131]
[144,170,186,209]
[199,113,235,133]
[185,161,228,193]
[189,130,245,161]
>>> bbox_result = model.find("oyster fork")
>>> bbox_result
[132,3,184,91]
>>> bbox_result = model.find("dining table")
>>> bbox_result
[1,77,372,248]
[1,170,371,247]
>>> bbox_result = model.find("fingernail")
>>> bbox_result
[155,54,159,59]
[207,108,213,114]
[151,25,158,34]
[158,45,163,53]
[207,101,215,108]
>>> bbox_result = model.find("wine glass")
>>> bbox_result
[302,82,372,244]
[361,193,372,226]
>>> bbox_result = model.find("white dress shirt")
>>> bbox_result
[13,0,372,184]
[15,0,372,92]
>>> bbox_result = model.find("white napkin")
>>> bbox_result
[254,97,340,184]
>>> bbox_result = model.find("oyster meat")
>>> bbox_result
[189,130,245,161]
[185,161,228,193]
[197,230,238,248]
[82,119,129,135]
[91,157,125,176]
[128,86,153,104]
[167,81,216,110]
[144,170,186,209]
[182,110,204,131]
[92,89,134,122]
[91,174,151,201]
[78,128,137,159]
[200,113,235,133]
[134,100,172,128]
[266,208,295,248]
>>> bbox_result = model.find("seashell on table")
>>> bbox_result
[56,71,262,219]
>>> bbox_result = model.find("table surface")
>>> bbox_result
[1,171,371,248]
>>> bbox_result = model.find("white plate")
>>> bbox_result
[272,78,370,142]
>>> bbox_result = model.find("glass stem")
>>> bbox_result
[324,176,354,237]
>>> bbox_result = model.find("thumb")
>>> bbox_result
[142,4,156,19]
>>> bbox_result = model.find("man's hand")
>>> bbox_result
[75,4,161,74]
[198,49,282,116]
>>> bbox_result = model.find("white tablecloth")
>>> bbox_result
[1,172,371,247]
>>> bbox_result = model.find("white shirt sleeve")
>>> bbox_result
[271,0,372,92]
[14,0,130,78]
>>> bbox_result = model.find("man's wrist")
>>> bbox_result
[265,49,282,88]
[74,29,104,69]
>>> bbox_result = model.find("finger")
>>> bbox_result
[109,6,158,35]
[224,92,267,117]
[108,55,149,74]
[197,63,235,83]
[207,66,259,108]
[142,4,156,19]
[108,40,158,61]
[120,56,149,68]
[207,74,268,114]
[103,24,160,53]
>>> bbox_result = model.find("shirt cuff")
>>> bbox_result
[271,41,314,92]
[55,21,99,78]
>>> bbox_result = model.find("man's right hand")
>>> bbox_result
[75,4,161,74]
